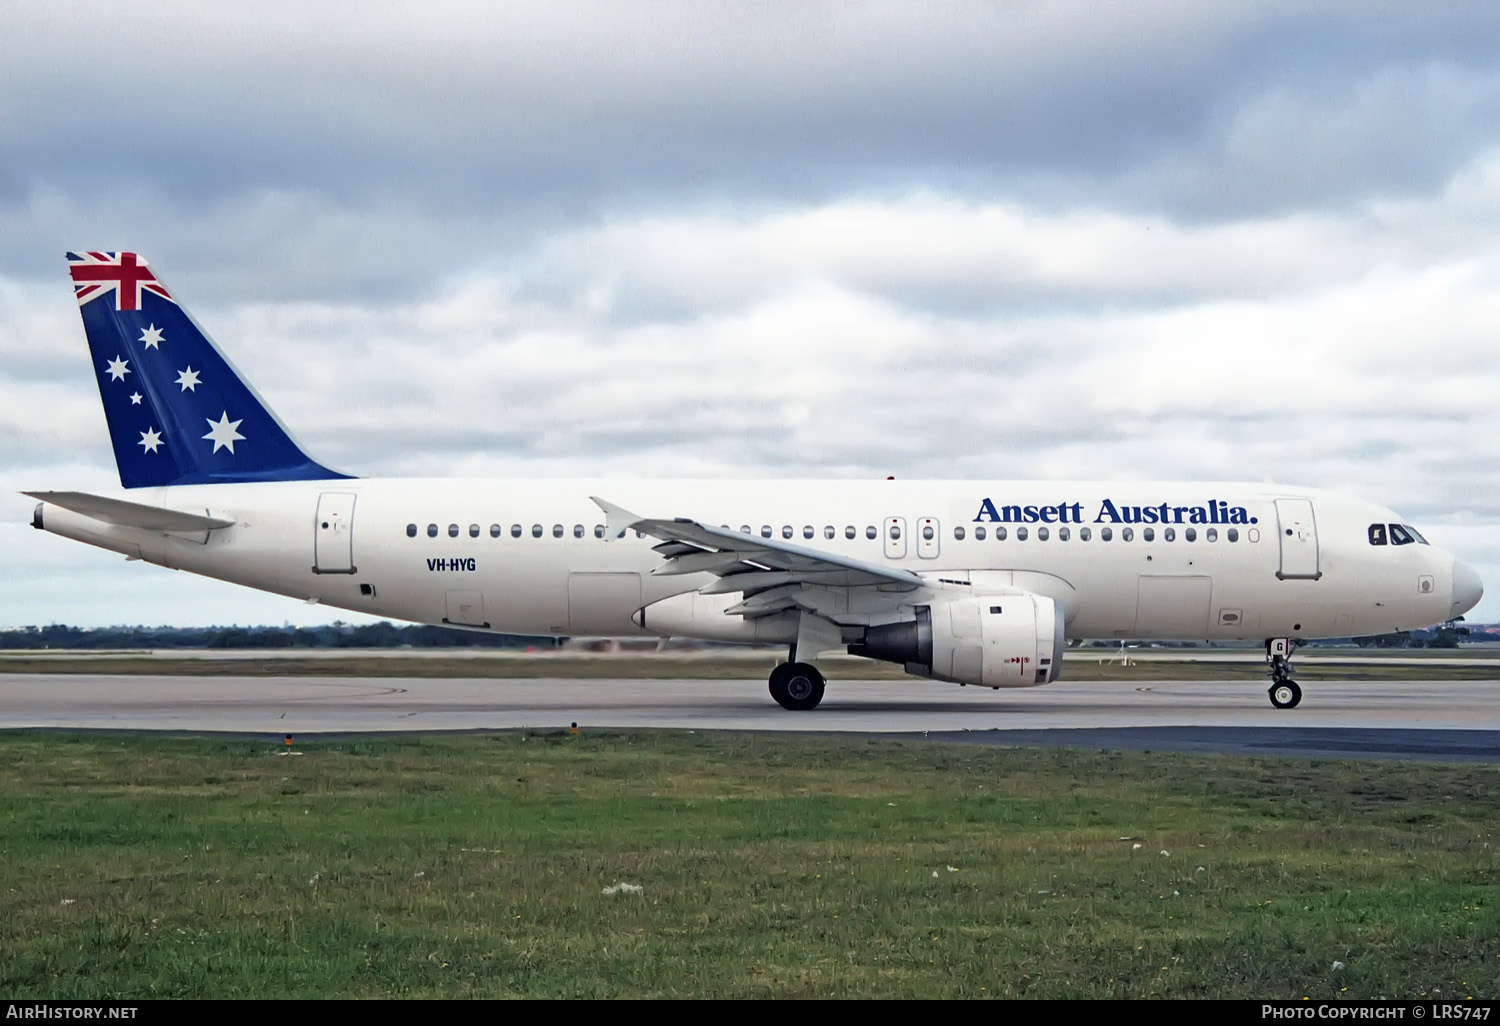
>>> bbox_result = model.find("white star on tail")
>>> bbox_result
[138,427,163,453]
[138,324,164,349]
[202,411,244,454]
[129,392,143,405]
[175,366,201,392]
[106,356,130,381]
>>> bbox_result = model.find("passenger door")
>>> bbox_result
[1274,498,1321,580]
[313,492,356,574]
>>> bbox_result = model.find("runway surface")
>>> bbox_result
[3,674,1498,760]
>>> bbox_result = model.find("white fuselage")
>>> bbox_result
[36,478,1468,645]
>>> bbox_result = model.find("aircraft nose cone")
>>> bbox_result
[1452,559,1484,618]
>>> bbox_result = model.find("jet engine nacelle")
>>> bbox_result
[848,594,1064,687]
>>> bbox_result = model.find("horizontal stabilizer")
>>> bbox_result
[25,491,236,532]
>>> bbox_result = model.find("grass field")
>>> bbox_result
[1,731,1496,998]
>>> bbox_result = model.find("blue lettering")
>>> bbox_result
[1095,499,1122,523]
[973,498,1000,523]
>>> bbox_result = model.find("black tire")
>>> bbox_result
[769,661,825,711]
[1268,680,1302,709]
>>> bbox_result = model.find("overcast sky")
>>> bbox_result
[3,1,1498,627]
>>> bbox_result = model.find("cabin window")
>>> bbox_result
[1184,527,1196,542]
[1206,527,1218,542]
[1037,526,1049,541]
[1163,527,1175,542]
[594,525,606,539]
[1142,527,1155,542]
[845,526,856,539]
[448,524,460,538]
[889,525,902,540]
[532,524,543,538]
[1059,526,1070,541]
[469,524,480,538]
[1389,524,1416,546]
[783,526,793,539]
[406,523,417,538]
[1122,527,1134,542]
[1100,527,1112,541]
[1016,526,1029,541]
[974,526,986,540]
[740,525,751,534]
[803,526,814,539]
[1227,528,1239,542]
[1080,527,1091,541]
[921,524,934,541]
[490,524,501,538]
[995,526,1007,541]
[761,526,772,538]
[825,526,835,540]
[954,526,965,541]
[511,524,522,538]
[427,523,439,538]
[573,524,584,538]
[552,524,564,538]
[866,526,877,540]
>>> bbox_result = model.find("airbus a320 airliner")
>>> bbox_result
[28,252,1484,710]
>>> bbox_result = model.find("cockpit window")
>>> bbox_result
[1368,523,1387,546]
[1389,524,1416,546]
[1405,525,1429,544]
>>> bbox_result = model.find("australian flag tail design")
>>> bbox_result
[67,252,351,488]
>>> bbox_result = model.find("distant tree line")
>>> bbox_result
[1353,620,1475,649]
[0,623,557,650]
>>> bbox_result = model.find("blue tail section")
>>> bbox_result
[67,251,351,488]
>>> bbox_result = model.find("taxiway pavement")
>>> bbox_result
[2,674,1497,760]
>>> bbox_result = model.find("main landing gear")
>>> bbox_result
[1265,638,1302,709]
[769,661,825,711]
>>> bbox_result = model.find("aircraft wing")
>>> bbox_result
[25,491,236,532]
[591,496,924,598]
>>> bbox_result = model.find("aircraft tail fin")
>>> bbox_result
[65,251,351,488]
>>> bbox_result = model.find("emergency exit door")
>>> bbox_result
[884,517,907,558]
[917,517,941,558]
[313,492,357,574]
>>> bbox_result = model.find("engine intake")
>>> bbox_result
[849,595,1064,687]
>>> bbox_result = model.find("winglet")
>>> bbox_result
[590,496,643,541]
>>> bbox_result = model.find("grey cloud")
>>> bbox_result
[6,1,1500,256]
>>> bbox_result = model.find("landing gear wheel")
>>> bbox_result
[769,661,825,711]
[1268,680,1302,709]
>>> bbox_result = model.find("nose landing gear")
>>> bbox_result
[1266,638,1302,709]
[769,661,825,711]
